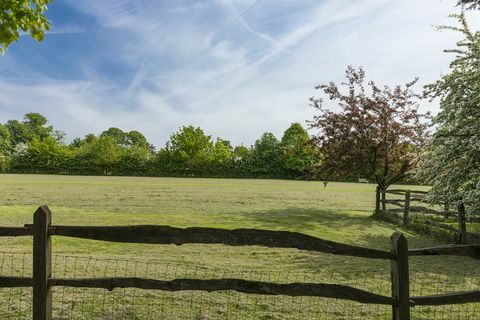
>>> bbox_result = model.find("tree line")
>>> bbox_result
[1,2,479,211]
[0,114,319,179]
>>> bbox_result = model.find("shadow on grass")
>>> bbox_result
[234,207,385,231]
[233,207,450,247]
[231,207,480,277]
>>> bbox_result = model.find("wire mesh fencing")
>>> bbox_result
[0,252,479,319]
[409,258,480,320]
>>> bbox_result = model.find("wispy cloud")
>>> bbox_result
[1,0,479,147]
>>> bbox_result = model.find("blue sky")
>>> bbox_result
[0,0,479,147]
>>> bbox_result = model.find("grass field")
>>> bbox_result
[0,174,479,319]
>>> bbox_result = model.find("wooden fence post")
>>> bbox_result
[391,233,410,320]
[381,188,387,212]
[33,205,52,320]
[443,203,450,219]
[457,203,467,244]
[375,186,381,214]
[403,191,410,226]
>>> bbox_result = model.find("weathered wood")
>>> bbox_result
[409,190,429,195]
[384,190,407,195]
[50,277,395,305]
[409,195,425,202]
[381,189,387,212]
[425,220,459,233]
[403,192,410,226]
[33,206,52,320]
[0,276,32,287]
[467,216,480,223]
[409,245,480,259]
[419,210,457,217]
[0,226,33,237]
[50,225,394,260]
[409,206,441,214]
[375,186,381,214]
[383,199,404,207]
[443,203,450,219]
[391,233,410,320]
[385,189,428,195]
[457,204,467,244]
[411,290,480,305]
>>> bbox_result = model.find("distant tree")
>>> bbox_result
[100,127,126,146]
[6,113,55,145]
[159,126,214,175]
[23,112,54,141]
[76,135,123,175]
[0,124,12,171]
[0,124,12,154]
[227,145,252,177]
[101,128,153,150]
[308,66,429,189]
[212,138,232,165]
[0,0,52,54]
[6,119,33,144]
[125,130,151,150]
[250,132,283,177]
[416,12,480,210]
[119,146,152,175]
[233,145,250,160]
[280,123,318,177]
[10,137,72,173]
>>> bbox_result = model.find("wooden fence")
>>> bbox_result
[1,206,480,320]
[375,187,480,244]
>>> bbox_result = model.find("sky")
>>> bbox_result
[0,0,479,148]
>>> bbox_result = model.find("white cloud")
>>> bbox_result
[1,0,479,148]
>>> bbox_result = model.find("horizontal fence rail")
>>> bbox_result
[0,226,33,237]
[409,244,480,259]
[411,291,480,306]
[1,205,480,320]
[50,277,395,305]
[44,225,394,260]
[0,276,32,287]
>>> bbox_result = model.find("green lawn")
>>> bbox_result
[0,174,478,319]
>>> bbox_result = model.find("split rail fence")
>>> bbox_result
[1,206,480,319]
[375,187,480,244]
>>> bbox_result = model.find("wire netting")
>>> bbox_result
[0,252,479,319]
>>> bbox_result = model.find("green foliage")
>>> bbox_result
[280,123,318,176]
[250,132,283,177]
[6,113,56,145]
[77,135,123,175]
[1,113,321,179]
[0,123,10,172]
[159,125,214,176]
[416,12,480,211]
[10,137,72,173]
[0,123,12,154]
[0,0,51,54]
[309,66,429,188]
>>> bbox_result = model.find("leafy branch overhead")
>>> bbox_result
[308,66,430,189]
[457,0,480,10]
[0,0,52,54]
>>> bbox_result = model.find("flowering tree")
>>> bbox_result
[416,12,480,210]
[308,66,429,189]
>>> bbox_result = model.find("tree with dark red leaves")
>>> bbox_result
[308,66,430,189]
